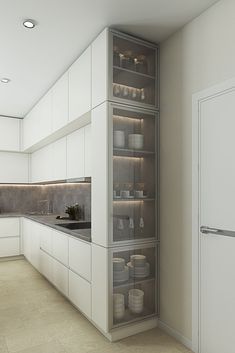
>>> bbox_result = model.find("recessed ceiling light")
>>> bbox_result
[1,78,10,84]
[23,19,36,29]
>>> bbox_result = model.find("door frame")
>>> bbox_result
[192,78,235,353]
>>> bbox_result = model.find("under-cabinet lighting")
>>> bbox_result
[113,156,143,161]
[113,115,144,123]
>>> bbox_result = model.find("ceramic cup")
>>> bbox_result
[120,190,130,198]
[134,190,144,198]
[114,130,125,148]
[128,134,144,150]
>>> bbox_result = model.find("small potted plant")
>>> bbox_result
[65,203,83,221]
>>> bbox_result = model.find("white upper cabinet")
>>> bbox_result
[37,91,53,142]
[67,128,85,179]
[91,28,108,109]
[84,124,92,177]
[31,144,53,183]
[0,152,29,183]
[52,137,67,181]
[52,72,69,132]
[69,47,91,122]
[23,91,52,151]
[0,117,21,152]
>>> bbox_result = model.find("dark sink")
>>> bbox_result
[56,222,91,230]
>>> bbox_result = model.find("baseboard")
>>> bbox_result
[158,320,192,351]
[0,255,24,262]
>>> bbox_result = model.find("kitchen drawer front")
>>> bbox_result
[0,237,20,257]
[0,218,20,238]
[40,249,53,281]
[69,238,91,282]
[52,258,69,297]
[40,224,53,255]
[52,230,69,266]
[69,270,91,318]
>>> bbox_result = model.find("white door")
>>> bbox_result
[199,88,235,353]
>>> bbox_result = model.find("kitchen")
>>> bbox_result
[1,1,235,353]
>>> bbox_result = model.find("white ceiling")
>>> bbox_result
[0,0,219,118]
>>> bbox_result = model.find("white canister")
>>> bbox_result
[128,134,144,150]
[114,130,125,148]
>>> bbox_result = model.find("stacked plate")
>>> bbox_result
[128,288,144,314]
[128,134,144,150]
[113,257,129,283]
[127,255,150,278]
[113,293,125,320]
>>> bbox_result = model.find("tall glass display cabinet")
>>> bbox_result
[91,28,159,341]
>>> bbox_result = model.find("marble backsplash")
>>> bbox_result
[0,183,91,220]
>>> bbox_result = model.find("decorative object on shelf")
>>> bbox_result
[113,263,129,283]
[113,46,121,67]
[113,257,125,271]
[128,288,144,314]
[117,218,124,230]
[127,261,150,279]
[134,190,144,198]
[120,190,130,198]
[113,84,121,96]
[135,55,148,74]
[139,217,145,229]
[129,217,134,229]
[113,293,125,320]
[114,130,125,148]
[128,134,144,150]
[140,88,146,101]
[130,254,146,267]
[65,203,83,221]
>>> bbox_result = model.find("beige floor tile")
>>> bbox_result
[13,341,66,353]
[0,337,9,353]
[0,259,191,353]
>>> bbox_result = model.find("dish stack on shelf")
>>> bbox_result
[128,288,144,314]
[127,255,150,278]
[113,257,129,283]
[113,293,125,320]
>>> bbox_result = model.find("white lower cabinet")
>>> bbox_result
[0,218,20,238]
[40,249,53,281]
[52,258,68,296]
[69,238,91,281]
[40,225,53,255]
[52,230,68,266]
[0,238,20,257]
[69,269,91,318]
[0,218,21,258]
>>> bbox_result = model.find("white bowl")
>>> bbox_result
[129,288,144,299]
[113,266,129,282]
[129,305,143,314]
[113,258,125,271]
[127,262,150,278]
[130,254,146,267]
[113,293,125,304]
[128,134,144,150]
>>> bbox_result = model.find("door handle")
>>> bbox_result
[200,226,235,238]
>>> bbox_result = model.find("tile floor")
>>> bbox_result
[0,259,192,353]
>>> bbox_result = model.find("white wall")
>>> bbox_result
[160,0,235,341]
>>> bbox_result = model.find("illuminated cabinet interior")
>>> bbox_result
[91,28,159,340]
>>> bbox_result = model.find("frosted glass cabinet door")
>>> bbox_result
[111,105,158,245]
[111,31,158,109]
[69,46,91,122]
[111,243,157,328]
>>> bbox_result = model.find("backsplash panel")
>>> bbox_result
[0,184,91,220]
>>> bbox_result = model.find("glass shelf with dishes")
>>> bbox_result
[111,244,157,327]
[111,105,158,244]
[111,31,158,109]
